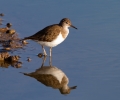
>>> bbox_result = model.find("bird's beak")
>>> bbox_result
[71,25,77,29]
[70,86,77,90]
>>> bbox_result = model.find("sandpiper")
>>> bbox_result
[24,18,77,56]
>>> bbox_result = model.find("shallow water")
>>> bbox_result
[0,0,120,100]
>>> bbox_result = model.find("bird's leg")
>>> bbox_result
[50,47,52,57]
[49,47,52,66]
[42,46,47,56]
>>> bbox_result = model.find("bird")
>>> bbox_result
[24,18,77,56]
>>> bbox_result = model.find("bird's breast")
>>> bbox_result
[61,27,69,39]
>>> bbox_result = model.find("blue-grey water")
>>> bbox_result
[0,0,120,100]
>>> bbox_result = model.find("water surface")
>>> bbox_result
[0,0,120,100]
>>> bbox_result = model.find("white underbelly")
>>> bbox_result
[37,33,65,47]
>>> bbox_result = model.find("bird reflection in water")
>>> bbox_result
[22,56,77,94]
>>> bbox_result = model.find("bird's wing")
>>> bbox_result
[25,24,61,42]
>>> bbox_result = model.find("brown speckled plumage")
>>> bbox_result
[24,24,61,42]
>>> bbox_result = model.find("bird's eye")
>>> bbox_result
[66,22,68,24]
